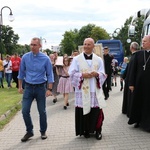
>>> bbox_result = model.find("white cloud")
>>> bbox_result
[0,0,150,48]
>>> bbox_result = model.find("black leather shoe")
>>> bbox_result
[64,106,67,110]
[104,96,108,100]
[53,98,57,103]
[104,94,109,100]
[120,87,123,91]
[95,132,102,140]
[41,132,47,140]
[66,102,69,106]
[134,123,140,128]
[21,132,34,142]
[84,131,90,138]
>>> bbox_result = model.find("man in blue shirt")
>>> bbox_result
[18,37,54,142]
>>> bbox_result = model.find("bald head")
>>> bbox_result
[84,38,95,44]
[142,35,150,50]
[83,38,95,54]
[144,35,150,41]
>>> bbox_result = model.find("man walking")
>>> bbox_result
[18,37,54,142]
[102,47,113,100]
[68,38,106,140]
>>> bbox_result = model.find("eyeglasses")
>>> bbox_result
[30,44,38,46]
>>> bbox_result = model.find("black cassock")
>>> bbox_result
[122,52,136,117]
[128,50,150,131]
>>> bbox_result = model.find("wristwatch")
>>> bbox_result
[47,88,52,91]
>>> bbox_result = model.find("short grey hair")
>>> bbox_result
[130,42,139,50]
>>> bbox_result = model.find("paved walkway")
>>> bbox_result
[0,77,150,150]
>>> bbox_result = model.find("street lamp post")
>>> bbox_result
[0,6,14,59]
[113,28,121,38]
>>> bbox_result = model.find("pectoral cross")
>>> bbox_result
[143,65,146,71]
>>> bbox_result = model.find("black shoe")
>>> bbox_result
[120,87,123,91]
[84,131,90,138]
[53,98,57,103]
[64,106,67,110]
[104,94,109,100]
[111,83,114,86]
[21,132,34,142]
[41,132,47,140]
[104,96,108,100]
[1,85,4,88]
[95,132,102,140]
[66,102,69,106]
[134,123,140,128]
[115,82,117,86]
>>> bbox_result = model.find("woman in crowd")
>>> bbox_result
[49,53,59,103]
[119,57,128,91]
[57,57,74,110]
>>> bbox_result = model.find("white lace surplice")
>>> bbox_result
[68,53,106,108]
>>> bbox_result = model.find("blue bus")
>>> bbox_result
[96,40,124,65]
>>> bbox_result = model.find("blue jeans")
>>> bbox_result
[0,71,3,86]
[22,82,47,133]
[5,73,12,87]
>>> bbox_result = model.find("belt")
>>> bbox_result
[61,76,69,78]
[25,82,46,87]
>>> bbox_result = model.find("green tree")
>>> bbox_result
[60,23,110,55]
[113,16,143,56]
[91,26,110,42]
[1,25,19,55]
[44,48,52,56]
[60,30,76,55]
[75,24,95,46]
[131,15,144,46]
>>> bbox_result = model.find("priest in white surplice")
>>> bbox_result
[68,38,107,140]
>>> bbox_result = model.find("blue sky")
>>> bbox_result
[0,0,150,49]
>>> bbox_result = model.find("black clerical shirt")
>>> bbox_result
[84,53,93,60]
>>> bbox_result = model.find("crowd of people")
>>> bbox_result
[0,53,21,89]
[1,35,150,142]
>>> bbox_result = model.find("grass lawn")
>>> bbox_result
[0,81,22,130]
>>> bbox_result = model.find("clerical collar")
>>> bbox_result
[146,50,150,52]
[84,53,93,60]
[32,52,39,56]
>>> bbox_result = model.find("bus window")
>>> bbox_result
[96,40,124,65]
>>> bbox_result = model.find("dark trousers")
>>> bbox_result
[75,107,104,136]
[0,71,4,87]
[102,74,111,98]
[12,71,19,88]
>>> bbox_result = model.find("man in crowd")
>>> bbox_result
[128,35,150,131]
[11,53,21,88]
[18,37,54,142]
[121,42,139,117]
[68,37,106,140]
[102,47,113,100]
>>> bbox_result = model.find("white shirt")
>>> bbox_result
[3,60,12,73]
